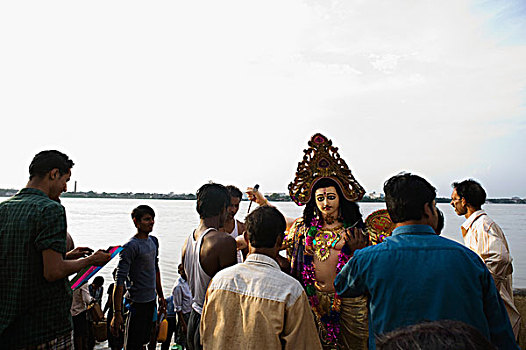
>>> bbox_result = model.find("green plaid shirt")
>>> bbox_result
[0,188,72,347]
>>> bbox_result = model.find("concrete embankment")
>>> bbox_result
[515,289,526,349]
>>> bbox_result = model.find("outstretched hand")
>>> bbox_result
[343,227,369,255]
[66,246,93,260]
[89,250,112,266]
[246,187,268,207]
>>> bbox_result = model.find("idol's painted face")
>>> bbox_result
[315,186,340,220]
[450,188,467,216]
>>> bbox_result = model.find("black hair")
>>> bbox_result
[245,206,287,248]
[226,185,243,200]
[303,178,363,227]
[93,276,104,286]
[376,320,496,350]
[435,208,444,235]
[196,183,230,219]
[29,150,74,180]
[452,179,486,209]
[384,173,436,223]
[131,205,155,221]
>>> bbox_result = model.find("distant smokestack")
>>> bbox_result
[74,181,77,193]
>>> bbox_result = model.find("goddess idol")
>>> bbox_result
[247,133,372,349]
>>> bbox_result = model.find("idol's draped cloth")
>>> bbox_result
[286,219,368,349]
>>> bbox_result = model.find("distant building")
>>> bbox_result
[368,192,384,200]
[0,189,17,197]
[511,196,522,203]
[266,193,291,202]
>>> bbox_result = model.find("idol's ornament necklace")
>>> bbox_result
[305,222,344,261]
[302,217,353,346]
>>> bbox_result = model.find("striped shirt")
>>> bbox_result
[0,188,72,347]
[462,210,521,338]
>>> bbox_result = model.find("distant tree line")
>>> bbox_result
[1,188,525,204]
[60,191,197,200]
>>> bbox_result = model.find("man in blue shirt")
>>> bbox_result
[334,173,518,350]
[111,205,166,350]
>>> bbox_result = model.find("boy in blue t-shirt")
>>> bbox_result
[111,205,166,349]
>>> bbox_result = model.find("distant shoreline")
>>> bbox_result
[1,189,524,204]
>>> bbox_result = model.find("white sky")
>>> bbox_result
[1,0,525,197]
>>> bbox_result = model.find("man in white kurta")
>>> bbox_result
[452,180,521,339]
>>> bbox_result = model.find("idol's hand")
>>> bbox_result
[246,187,268,207]
[343,227,369,255]
[305,244,315,256]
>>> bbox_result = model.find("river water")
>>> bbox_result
[39,198,526,291]
[2,196,524,289]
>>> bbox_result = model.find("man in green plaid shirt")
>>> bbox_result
[0,150,111,349]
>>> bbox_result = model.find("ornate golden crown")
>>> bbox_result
[288,133,365,205]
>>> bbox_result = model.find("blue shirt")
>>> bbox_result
[116,235,159,303]
[165,295,176,317]
[334,225,518,350]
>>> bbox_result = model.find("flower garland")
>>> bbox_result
[301,219,352,346]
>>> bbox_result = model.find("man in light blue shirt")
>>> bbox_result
[170,263,192,350]
[335,173,518,350]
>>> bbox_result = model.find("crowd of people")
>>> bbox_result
[0,133,522,350]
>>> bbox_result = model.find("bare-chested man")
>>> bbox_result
[182,183,237,350]
[219,185,246,263]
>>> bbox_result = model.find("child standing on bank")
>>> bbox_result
[111,205,166,350]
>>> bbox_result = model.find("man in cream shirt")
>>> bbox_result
[451,179,521,339]
[201,206,322,350]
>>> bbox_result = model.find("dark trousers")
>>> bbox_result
[176,312,190,349]
[72,310,88,350]
[87,320,95,350]
[187,309,202,350]
[160,317,177,350]
[124,300,155,350]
